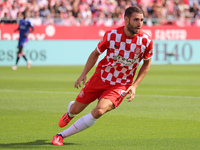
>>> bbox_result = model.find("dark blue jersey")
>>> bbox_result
[18,19,34,40]
[18,19,34,48]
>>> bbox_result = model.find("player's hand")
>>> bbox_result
[125,85,136,102]
[74,74,87,89]
[14,28,19,32]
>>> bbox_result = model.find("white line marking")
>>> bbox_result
[142,89,200,92]
[0,89,78,94]
[0,89,200,99]
[136,94,200,99]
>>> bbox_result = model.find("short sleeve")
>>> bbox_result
[28,20,34,28]
[143,40,153,60]
[97,31,109,54]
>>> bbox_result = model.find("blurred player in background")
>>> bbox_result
[12,11,34,70]
[52,6,153,146]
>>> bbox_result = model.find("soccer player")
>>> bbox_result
[12,11,34,70]
[52,6,153,146]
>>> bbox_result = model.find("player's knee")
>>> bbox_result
[92,105,113,119]
[95,107,106,116]
[17,52,22,57]
[97,109,105,116]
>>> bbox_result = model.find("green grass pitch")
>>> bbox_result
[0,65,200,150]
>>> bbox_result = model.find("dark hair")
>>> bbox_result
[22,11,26,18]
[124,6,144,18]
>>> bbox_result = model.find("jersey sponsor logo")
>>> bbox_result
[19,25,26,29]
[113,55,136,66]
[114,44,119,49]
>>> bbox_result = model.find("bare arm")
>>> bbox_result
[14,26,19,32]
[29,26,34,33]
[24,26,34,37]
[74,48,100,89]
[126,58,152,102]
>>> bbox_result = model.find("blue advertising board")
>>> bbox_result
[0,40,199,66]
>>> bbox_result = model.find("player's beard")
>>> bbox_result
[127,21,140,35]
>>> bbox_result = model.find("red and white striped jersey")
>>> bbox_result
[96,26,153,85]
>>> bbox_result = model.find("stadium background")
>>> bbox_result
[0,1,200,150]
[0,0,200,66]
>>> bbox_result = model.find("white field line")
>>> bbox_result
[0,89,78,94]
[0,89,200,99]
[136,94,200,99]
[143,89,200,92]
